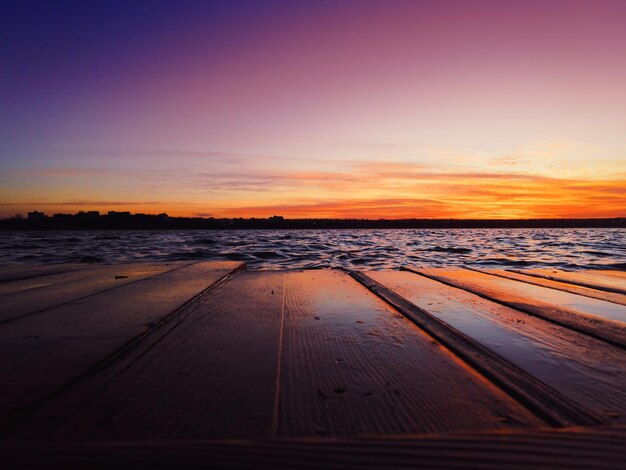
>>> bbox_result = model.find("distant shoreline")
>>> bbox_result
[0,212,624,230]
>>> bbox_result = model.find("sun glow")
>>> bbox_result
[1,1,625,219]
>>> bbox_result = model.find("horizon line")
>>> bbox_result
[5,210,625,222]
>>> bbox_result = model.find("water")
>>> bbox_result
[0,228,624,271]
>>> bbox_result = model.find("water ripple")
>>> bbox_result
[0,228,624,271]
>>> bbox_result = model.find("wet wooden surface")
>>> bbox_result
[514,269,626,296]
[6,271,286,442]
[471,268,626,306]
[0,263,624,468]
[0,261,243,433]
[0,264,90,284]
[0,262,187,323]
[368,270,626,423]
[277,270,539,436]
[6,270,540,442]
[411,267,626,349]
[2,425,626,469]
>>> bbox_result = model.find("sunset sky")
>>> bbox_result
[1,0,625,219]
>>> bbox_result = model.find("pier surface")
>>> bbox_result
[0,261,625,468]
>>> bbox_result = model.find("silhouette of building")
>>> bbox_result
[27,211,46,220]
[78,211,100,218]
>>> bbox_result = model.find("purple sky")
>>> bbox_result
[2,0,625,218]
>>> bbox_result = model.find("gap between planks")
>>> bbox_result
[405,267,626,351]
[510,269,626,296]
[0,263,245,438]
[11,269,545,441]
[348,270,603,428]
[0,265,91,284]
[271,274,288,437]
[466,267,626,307]
[0,262,194,326]
[87,263,248,380]
[367,269,626,424]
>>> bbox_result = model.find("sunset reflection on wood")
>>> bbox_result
[1,262,625,467]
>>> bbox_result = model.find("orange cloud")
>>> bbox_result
[2,161,625,219]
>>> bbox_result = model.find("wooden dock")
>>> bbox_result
[0,261,625,468]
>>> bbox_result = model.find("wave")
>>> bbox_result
[430,246,473,254]
[475,258,533,267]
[1,228,623,271]
[78,255,104,263]
[3,243,44,250]
[603,262,626,271]
[252,250,287,259]
[164,249,217,260]
[94,235,122,241]
[581,250,614,257]
[192,238,217,245]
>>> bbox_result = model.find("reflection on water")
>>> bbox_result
[0,228,624,271]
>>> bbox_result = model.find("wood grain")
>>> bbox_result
[0,263,185,323]
[1,426,625,469]
[277,270,542,437]
[6,270,542,442]
[513,269,626,296]
[0,264,89,284]
[369,270,626,423]
[592,270,626,281]
[5,271,284,441]
[351,271,601,427]
[469,268,626,306]
[408,267,626,349]
[0,261,244,434]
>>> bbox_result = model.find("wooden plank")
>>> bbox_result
[4,271,285,441]
[277,270,542,436]
[7,270,542,442]
[469,268,626,306]
[1,426,625,469]
[593,270,626,281]
[351,271,602,427]
[369,270,626,423]
[0,263,187,323]
[0,261,244,434]
[514,269,626,296]
[408,267,626,349]
[0,264,89,284]
[0,263,183,296]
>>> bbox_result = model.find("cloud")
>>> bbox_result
[3,156,625,219]
[9,168,126,177]
[222,197,456,219]
[0,200,180,207]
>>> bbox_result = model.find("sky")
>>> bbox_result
[1,0,625,219]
